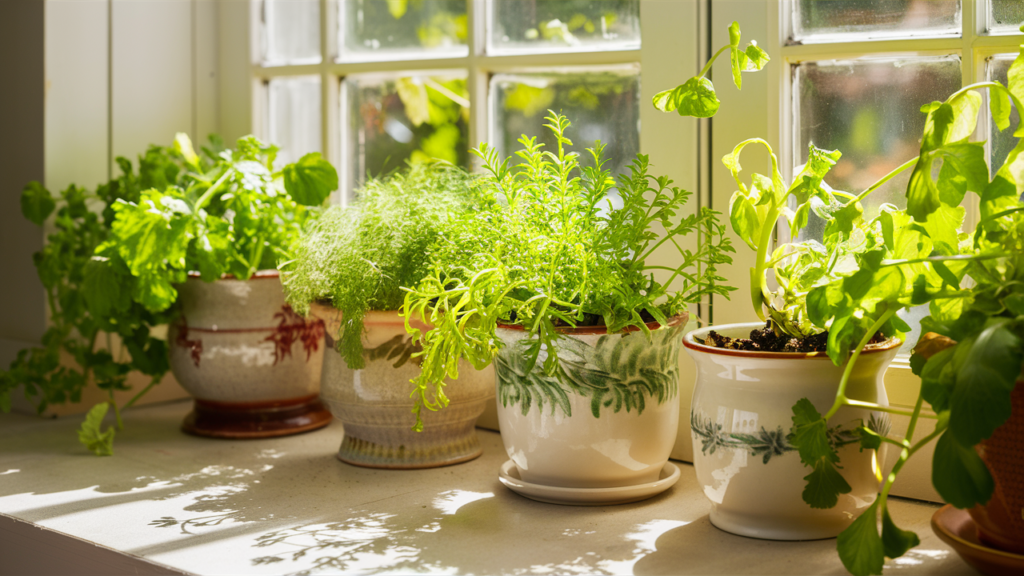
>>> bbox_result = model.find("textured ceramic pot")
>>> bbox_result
[684,323,901,540]
[313,304,495,469]
[495,313,687,490]
[169,271,330,438]
[969,379,1024,555]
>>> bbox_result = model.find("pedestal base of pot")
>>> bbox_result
[181,395,332,439]
[336,426,483,469]
[498,460,680,506]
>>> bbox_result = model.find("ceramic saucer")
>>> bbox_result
[932,504,1024,576]
[498,460,680,506]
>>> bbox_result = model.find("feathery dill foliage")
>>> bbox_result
[282,163,480,369]
[403,111,736,430]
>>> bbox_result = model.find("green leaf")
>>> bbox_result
[932,429,994,509]
[803,457,853,510]
[920,204,966,256]
[729,192,760,250]
[282,152,338,206]
[1007,50,1024,136]
[791,398,851,509]
[950,321,1021,446]
[1005,293,1024,316]
[946,91,982,143]
[652,77,721,118]
[789,145,842,203]
[990,81,1012,132]
[881,507,920,561]
[78,403,115,456]
[907,157,940,221]
[21,182,56,226]
[173,132,200,169]
[859,426,883,451]
[837,501,884,576]
[82,259,126,319]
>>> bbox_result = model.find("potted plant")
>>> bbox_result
[3,140,213,455]
[90,133,338,442]
[399,111,734,504]
[281,163,496,469]
[798,44,1024,575]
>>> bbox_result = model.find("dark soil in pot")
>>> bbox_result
[699,320,887,353]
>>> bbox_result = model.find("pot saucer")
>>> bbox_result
[498,460,680,506]
[932,504,1024,576]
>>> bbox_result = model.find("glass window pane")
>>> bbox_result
[792,0,961,42]
[490,66,640,183]
[339,0,468,61]
[263,0,322,65]
[343,71,469,193]
[989,55,1021,176]
[793,55,962,353]
[268,76,323,167]
[988,0,1024,33]
[488,0,640,55]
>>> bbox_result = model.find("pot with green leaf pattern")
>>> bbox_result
[495,313,687,491]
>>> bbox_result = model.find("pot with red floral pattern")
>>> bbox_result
[168,271,331,438]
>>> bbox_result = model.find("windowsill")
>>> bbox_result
[0,401,968,575]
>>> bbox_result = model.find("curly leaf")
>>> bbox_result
[652,77,721,118]
[78,403,116,456]
[791,398,851,508]
[881,507,920,560]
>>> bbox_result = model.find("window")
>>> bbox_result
[252,0,647,201]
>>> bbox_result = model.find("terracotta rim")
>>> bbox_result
[497,312,689,336]
[932,504,1024,562]
[186,269,280,280]
[683,322,902,359]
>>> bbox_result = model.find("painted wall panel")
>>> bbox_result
[111,0,193,167]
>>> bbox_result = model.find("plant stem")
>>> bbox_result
[824,307,896,421]
[853,157,919,204]
[122,375,161,411]
[193,169,233,213]
[844,399,939,419]
[107,391,123,430]
[880,253,1004,268]
[698,45,731,79]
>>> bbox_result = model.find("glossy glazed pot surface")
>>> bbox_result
[495,314,687,489]
[685,323,900,540]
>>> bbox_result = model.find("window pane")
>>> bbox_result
[793,55,962,353]
[989,55,1022,176]
[268,76,322,167]
[339,0,468,61]
[792,0,961,42]
[343,72,469,193]
[490,67,640,182]
[263,0,321,65]
[989,0,1024,33]
[488,0,640,54]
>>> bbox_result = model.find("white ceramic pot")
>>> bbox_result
[168,271,330,438]
[313,305,495,469]
[495,314,687,491]
[684,323,901,540]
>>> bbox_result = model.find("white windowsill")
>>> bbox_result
[0,400,969,575]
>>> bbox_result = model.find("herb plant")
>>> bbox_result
[716,38,1024,576]
[281,162,481,370]
[1,133,337,456]
[401,112,735,430]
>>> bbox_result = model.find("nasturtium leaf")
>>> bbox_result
[932,430,994,509]
[946,91,982,143]
[21,182,56,226]
[881,507,920,560]
[937,160,967,207]
[730,46,746,90]
[907,157,940,221]
[745,43,770,71]
[922,103,955,151]
[950,321,1020,446]
[77,402,115,456]
[282,152,338,206]
[938,142,989,193]
[837,501,884,576]
[990,81,1012,132]
[652,77,721,118]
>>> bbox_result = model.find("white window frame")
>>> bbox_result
[709,0,1023,500]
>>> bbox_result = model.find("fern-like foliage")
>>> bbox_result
[404,112,734,429]
[281,163,481,369]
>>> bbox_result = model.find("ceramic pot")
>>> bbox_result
[313,304,495,469]
[969,379,1024,554]
[169,271,330,438]
[495,313,687,490]
[684,323,901,540]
